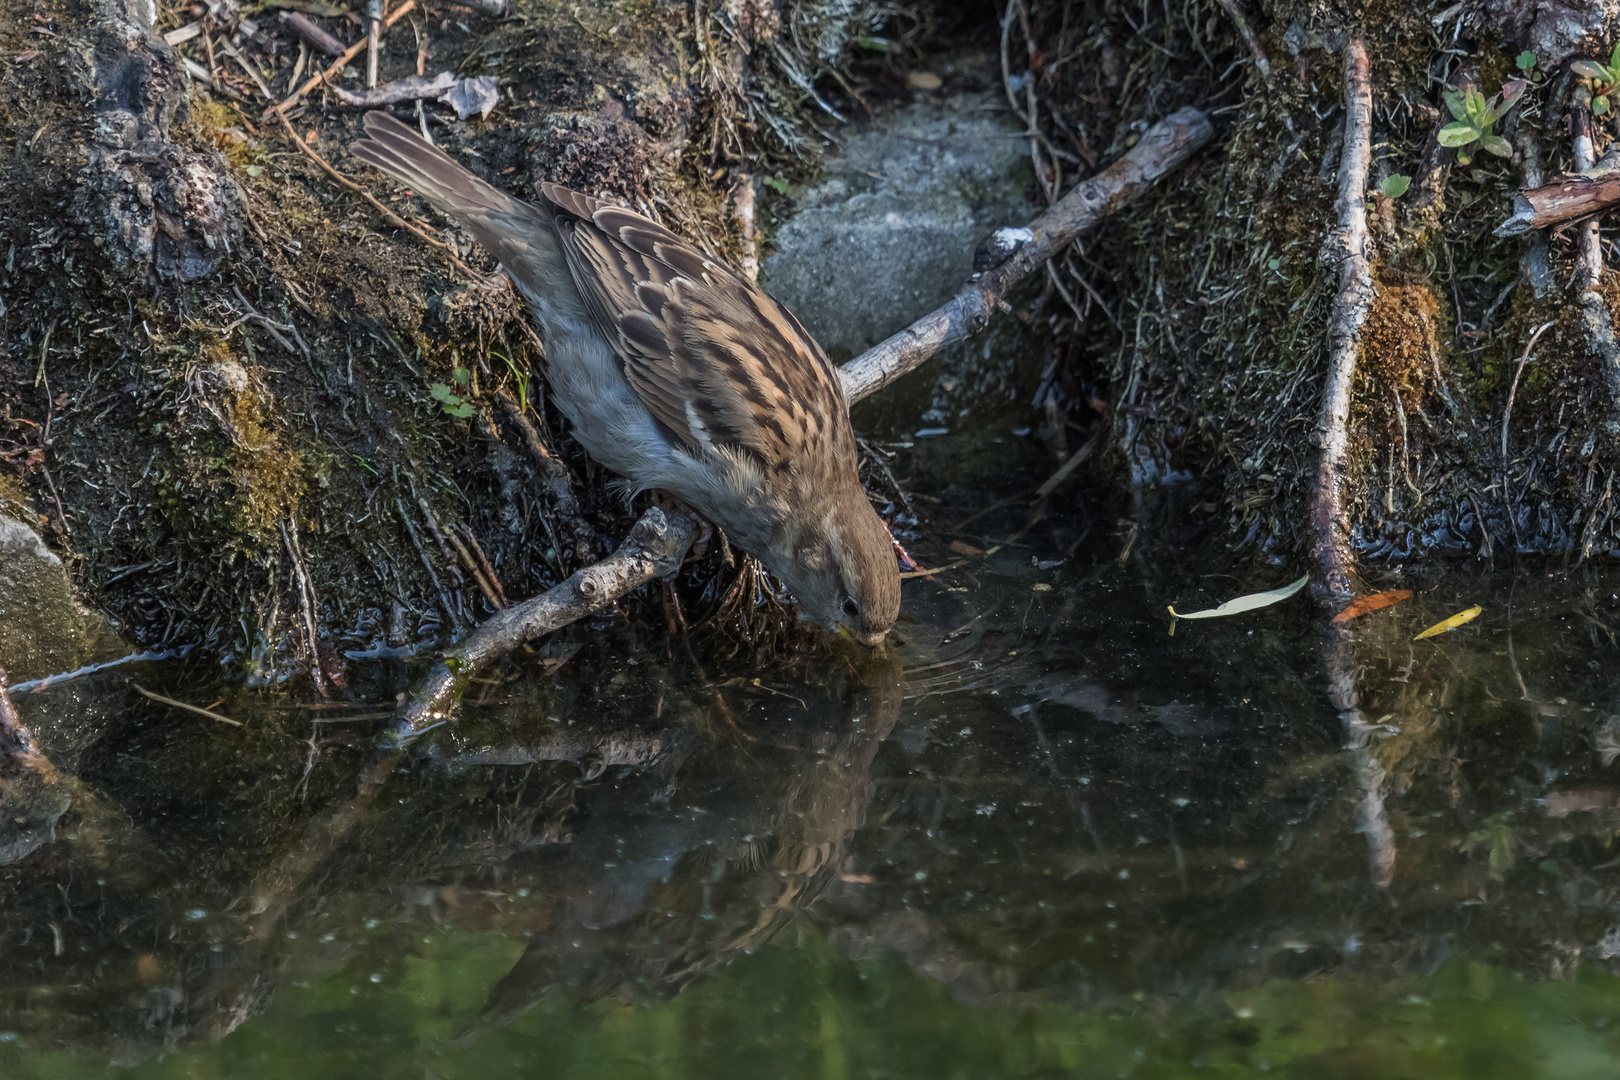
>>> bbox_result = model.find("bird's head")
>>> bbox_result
[767,487,901,646]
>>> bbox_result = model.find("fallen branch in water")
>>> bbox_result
[1309,38,1373,606]
[838,106,1215,402]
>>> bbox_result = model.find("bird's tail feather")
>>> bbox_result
[351,111,531,222]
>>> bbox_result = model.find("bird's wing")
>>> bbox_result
[539,182,851,477]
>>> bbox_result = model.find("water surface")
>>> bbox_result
[5,434,1620,1078]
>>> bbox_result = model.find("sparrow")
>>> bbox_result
[350,112,900,644]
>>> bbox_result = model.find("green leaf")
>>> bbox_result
[243,164,264,177]
[452,366,471,386]
[449,402,475,418]
[1380,174,1411,198]
[1437,122,1482,147]
[1611,40,1620,69]
[1480,135,1514,158]
[1572,60,1610,80]
[1168,574,1309,621]
[1266,257,1281,271]
[856,35,889,51]
[1599,95,1613,116]
[429,383,459,405]
[1484,79,1527,124]
[764,176,789,194]
[1464,88,1488,123]
[1442,89,1468,121]
[1515,51,1536,71]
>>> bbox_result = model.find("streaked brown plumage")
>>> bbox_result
[351,112,899,643]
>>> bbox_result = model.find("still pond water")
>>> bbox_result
[6,428,1620,1079]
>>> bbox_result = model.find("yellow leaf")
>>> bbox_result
[1413,605,1482,640]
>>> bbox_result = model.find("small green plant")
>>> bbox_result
[494,351,530,414]
[1438,80,1525,164]
[1573,43,1620,114]
[763,175,789,195]
[1380,174,1412,198]
[429,364,475,419]
[1516,50,1537,72]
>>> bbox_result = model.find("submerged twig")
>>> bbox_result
[132,684,244,728]
[1309,39,1373,604]
[837,107,1214,401]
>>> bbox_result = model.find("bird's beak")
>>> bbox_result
[838,623,888,647]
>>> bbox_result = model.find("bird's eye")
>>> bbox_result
[842,596,860,620]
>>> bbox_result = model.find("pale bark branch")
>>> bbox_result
[837,106,1215,402]
[1309,39,1373,604]
[385,506,701,741]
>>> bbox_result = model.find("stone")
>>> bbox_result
[759,93,1038,361]
[0,515,124,683]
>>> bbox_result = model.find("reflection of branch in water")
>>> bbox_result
[1322,626,1396,890]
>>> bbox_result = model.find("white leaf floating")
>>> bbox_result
[1168,574,1309,620]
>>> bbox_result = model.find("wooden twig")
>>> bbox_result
[270,106,480,279]
[385,506,701,742]
[837,107,1214,402]
[366,0,383,89]
[1213,0,1271,81]
[279,11,345,57]
[731,173,759,283]
[1308,39,1373,604]
[133,684,245,727]
[396,497,462,628]
[1510,125,1554,297]
[454,522,507,607]
[1572,107,1604,291]
[280,519,329,697]
[1497,172,1620,237]
[264,0,415,120]
[1569,107,1620,409]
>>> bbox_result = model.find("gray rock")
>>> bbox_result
[760,93,1038,361]
[0,515,124,683]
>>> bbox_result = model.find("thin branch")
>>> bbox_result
[837,107,1214,402]
[1568,108,1620,410]
[1213,0,1271,81]
[133,684,245,727]
[1309,39,1373,605]
[385,506,701,742]
[271,106,482,280]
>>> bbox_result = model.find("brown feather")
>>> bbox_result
[535,182,854,488]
